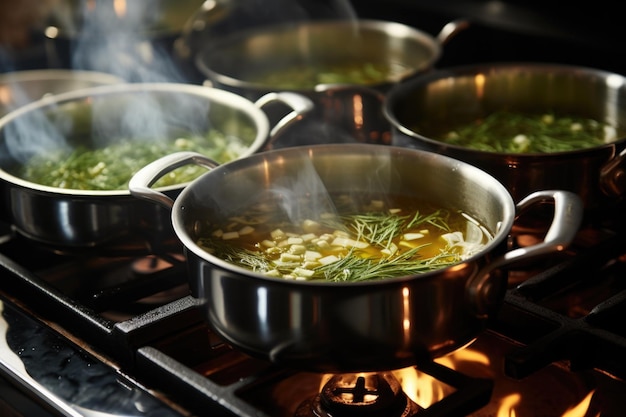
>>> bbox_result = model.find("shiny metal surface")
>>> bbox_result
[0,69,123,117]
[195,19,468,144]
[130,144,583,373]
[0,83,312,247]
[384,63,626,211]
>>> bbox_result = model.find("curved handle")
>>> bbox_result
[254,91,315,140]
[600,147,626,197]
[467,190,583,317]
[435,19,471,45]
[128,151,220,210]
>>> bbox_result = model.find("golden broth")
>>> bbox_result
[195,193,492,282]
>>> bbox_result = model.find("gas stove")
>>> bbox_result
[1,203,626,417]
[2,1,626,416]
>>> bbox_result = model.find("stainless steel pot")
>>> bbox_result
[0,69,123,117]
[129,144,583,372]
[195,19,468,145]
[0,82,312,248]
[383,63,626,213]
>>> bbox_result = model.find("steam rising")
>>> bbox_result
[260,148,395,226]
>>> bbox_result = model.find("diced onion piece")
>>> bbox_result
[287,237,304,245]
[289,244,307,255]
[331,237,369,249]
[512,134,529,145]
[239,225,254,235]
[304,250,322,261]
[260,240,276,248]
[302,219,321,233]
[264,270,281,277]
[389,208,401,214]
[570,122,582,131]
[403,232,425,241]
[222,231,240,240]
[293,267,315,278]
[441,231,464,246]
[300,233,317,242]
[318,255,340,265]
[271,229,286,240]
[280,253,302,262]
[381,242,398,256]
[316,240,331,249]
[212,229,224,237]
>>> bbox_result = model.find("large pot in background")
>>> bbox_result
[0,82,312,249]
[195,19,468,146]
[0,69,123,117]
[129,144,583,372]
[384,63,626,215]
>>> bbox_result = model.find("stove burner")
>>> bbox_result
[295,372,419,417]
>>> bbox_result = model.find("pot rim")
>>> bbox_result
[170,143,516,287]
[0,69,124,86]
[0,82,271,196]
[384,61,626,158]
[195,19,442,93]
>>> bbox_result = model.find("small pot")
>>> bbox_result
[0,82,312,248]
[195,19,468,145]
[129,144,583,372]
[383,63,626,214]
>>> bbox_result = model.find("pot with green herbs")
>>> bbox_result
[195,19,468,146]
[0,82,312,248]
[129,144,583,372]
[384,63,626,214]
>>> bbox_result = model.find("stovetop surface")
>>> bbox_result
[2,2,626,416]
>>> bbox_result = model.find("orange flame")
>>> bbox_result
[562,390,597,417]
[496,393,521,417]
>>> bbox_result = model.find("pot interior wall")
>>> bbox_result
[178,146,514,253]
[391,65,626,138]
[198,21,438,87]
[0,88,259,173]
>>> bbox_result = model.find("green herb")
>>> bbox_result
[16,130,252,190]
[315,246,459,282]
[437,111,617,153]
[197,207,477,282]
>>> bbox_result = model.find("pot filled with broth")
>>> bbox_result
[129,144,583,372]
[0,82,312,248]
[384,62,626,214]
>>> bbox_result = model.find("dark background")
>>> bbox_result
[350,0,626,75]
[1,0,624,77]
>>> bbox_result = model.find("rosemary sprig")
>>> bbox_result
[347,212,409,250]
[315,247,460,282]
[199,238,272,273]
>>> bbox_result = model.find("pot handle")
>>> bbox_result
[129,151,219,210]
[254,91,315,141]
[600,147,626,197]
[467,190,583,318]
[435,19,471,45]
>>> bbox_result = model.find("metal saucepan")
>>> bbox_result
[383,63,626,214]
[195,19,468,145]
[0,82,312,248]
[0,69,123,117]
[129,144,583,372]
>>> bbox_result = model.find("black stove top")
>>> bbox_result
[2,2,626,416]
